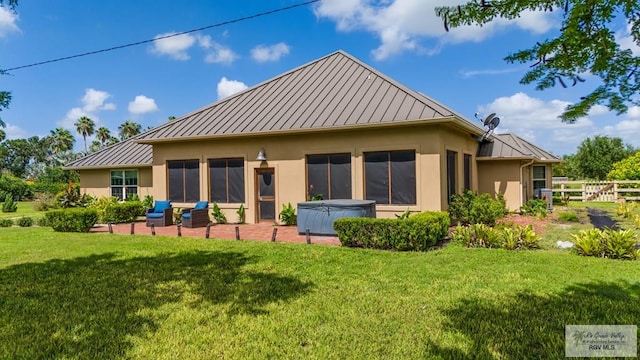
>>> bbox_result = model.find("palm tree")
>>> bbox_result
[118,120,142,141]
[107,136,119,146]
[89,140,102,153]
[74,116,95,153]
[0,129,5,143]
[49,127,75,155]
[96,126,111,147]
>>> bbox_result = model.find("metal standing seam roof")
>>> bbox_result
[63,134,152,170]
[477,133,561,162]
[136,50,484,143]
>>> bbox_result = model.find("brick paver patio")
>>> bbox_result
[90,222,341,246]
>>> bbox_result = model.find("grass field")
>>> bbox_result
[0,201,41,220]
[1,226,638,359]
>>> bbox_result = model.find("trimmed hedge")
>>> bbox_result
[0,218,13,227]
[44,208,98,232]
[334,211,450,251]
[103,201,145,224]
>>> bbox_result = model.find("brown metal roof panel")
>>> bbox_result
[303,56,355,128]
[355,80,392,124]
[329,71,373,126]
[319,62,367,127]
[392,95,417,121]
[377,88,405,123]
[406,100,428,120]
[342,75,384,125]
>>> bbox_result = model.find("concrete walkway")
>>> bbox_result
[90,222,342,246]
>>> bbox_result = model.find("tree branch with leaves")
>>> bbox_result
[435,0,640,123]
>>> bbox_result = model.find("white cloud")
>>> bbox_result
[57,88,115,132]
[314,0,557,59]
[587,104,609,117]
[150,32,238,64]
[4,123,27,139]
[459,67,523,78]
[616,24,640,56]
[128,95,158,114]
[0,6,19,37]
[627,106,640,119]
[217,77,248,100]
[251,43,291,63]
[151,32,196,60]
[204,42,239,65]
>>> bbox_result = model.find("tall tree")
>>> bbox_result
[49,128,75,155]
[435,1,640,122]
[118,120,141,140]
[74,116,95,154]
[573,136,634,180]
[95,126,111,146]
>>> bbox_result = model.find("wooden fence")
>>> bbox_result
[552,180,640,202]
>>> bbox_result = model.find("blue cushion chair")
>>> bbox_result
[182,201,210,228]
[146,200,173,227]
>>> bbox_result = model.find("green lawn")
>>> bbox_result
[1,227,638,359]
[0,201,41,220]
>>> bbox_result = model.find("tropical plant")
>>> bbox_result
[520,199,548,218]
[236,204,246,224]
[49,128,75,155]
[449,190,507,225]
[74,116,95,154]
[95,126,111,147]
[141,195,154,210]
[211,203,227,224]
[395,208,412,220]
[572,228,638,260]
[557,212,579,223]
[118,120,142,141]
[435,1,640,122]
[616,202,637,218]
[279,203,297,226]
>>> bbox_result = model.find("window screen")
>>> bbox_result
[168,160,200,202]
[209,158,245,203]
[463,154,472,191]
[447,151,457,203]
[364,150,416,205]
[307,154,351,200]
[110,170,138,201]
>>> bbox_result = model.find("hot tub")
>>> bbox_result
[296,199,376,235]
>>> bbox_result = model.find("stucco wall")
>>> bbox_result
[79,167,153,199]
[477,160,522,210]
[149,124,479,223]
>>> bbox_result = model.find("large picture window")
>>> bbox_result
[168,160,200,202]
[463,154,472,191]
[447,151,457,202]
[364,150,416,205]
[111,170,138,200]
[209,158,245,203]
[533,165,547,191]
[306,153,351,200]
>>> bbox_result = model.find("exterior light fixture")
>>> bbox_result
[256,148,267,161]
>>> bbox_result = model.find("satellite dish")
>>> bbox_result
[487,116,500,130]
[482,113,496,127]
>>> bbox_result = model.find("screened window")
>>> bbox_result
[168,160,200,202]
[110,170,138,200]
[364,150,416,205]
[209,158,245,203]
[463,154,472,191]
[447,151,457,202]
[307,154,351,200]
[533,165,547,191]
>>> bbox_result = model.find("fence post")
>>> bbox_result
[130,222,135,235]
[235,226,240,240]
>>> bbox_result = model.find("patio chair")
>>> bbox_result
[182,201,210,228]
[146,200,173,227]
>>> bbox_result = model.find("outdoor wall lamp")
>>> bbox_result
[256,148,267,161]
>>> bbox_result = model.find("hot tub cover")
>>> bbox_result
[297,199,376,235]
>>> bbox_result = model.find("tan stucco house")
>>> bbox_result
[65,50,560,223]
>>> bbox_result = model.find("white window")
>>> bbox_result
[111,170,138,200]
[533,165,546,191]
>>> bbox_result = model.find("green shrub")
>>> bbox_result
[451,223,541,250]
[102,201,144,224]
[33,192,58,211]
[615,202,636,218]
[142,195,154,210]
[44,208,98,232]
[520,199,548,218]
[558,211,579,222]
[279,203,297,226]
[16,216,33,227]
[0,218,13,227]
[572,228,638,260]
[211,203,227,224]
[88,196,120,222]
[334,211,450,251]
[36,216,50,227]
[449,190,506,225]
[0,174,33,201]
[2,194,17,213]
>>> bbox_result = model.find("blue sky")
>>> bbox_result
[1,0,639,156]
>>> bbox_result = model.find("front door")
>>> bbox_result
[255,168,276,222]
